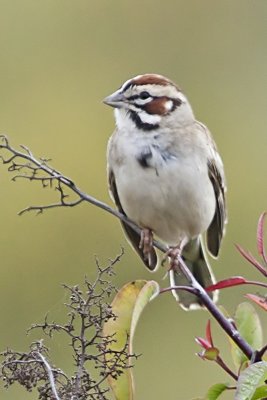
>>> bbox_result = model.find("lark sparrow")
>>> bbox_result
[104,74,226,309]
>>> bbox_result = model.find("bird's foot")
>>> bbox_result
[139,228,154,259]
[162,238,187,271]
[162,246,181,271]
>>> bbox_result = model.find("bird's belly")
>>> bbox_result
[115,159,216,245]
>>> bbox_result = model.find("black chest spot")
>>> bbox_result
[136,146,153,168]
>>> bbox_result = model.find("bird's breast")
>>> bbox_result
[112,138,216,245]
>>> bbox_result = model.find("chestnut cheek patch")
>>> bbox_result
[145,97,172,115]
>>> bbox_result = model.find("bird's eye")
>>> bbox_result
[139,91,150,100]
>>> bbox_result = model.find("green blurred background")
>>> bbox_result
[0,1,267,399]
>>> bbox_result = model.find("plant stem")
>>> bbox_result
[177,257,255,360]
[216,356,238,381]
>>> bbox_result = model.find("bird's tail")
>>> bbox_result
[169,236,217,310]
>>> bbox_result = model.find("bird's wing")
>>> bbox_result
[207,157,227,257]
[108,169,158,271]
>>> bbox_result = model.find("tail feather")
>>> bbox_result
[169,237,217,310]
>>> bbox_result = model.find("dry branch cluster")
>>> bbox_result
[0,252,136,399]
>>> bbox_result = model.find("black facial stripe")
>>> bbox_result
[127,93,155,103]
[127,96,182,113]
[127,94,139,101]
[172,98,182,109]
[128,111,159,131]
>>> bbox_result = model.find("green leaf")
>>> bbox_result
[103,280,160,400]
[251,385,267,400]
[205,383,230,399]
[230,303,263,369]
[235,361,267,400]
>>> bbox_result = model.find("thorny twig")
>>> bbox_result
[0,136,259,364]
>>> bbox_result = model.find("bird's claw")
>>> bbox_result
[161,247,182,271]
[139,228,153,259]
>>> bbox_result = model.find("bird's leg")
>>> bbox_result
[139,228,154,260]
[166,247,182,270]
[162,238,187,271]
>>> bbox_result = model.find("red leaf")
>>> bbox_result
[206,277,267,292]
[195,336,210,349]
[206,276,247,292]
[235,244,267,276]
[257,212,267,264]
[245,293,267,311]
[205,320,214,347]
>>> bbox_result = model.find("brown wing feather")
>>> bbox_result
[108,170,158,271]
[207,159,226,257]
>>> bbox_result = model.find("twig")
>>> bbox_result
[36,352,60,400]
[18,198,84,216]
[160,285,198,295]
[254,343,267,360]
[2,359,68,381]
[216,356,238,381]
[0,135,151,242]
[177,257,255,360]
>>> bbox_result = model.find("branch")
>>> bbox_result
[0,135,165,248]
[216,356,238,381]
[254,343,267,360]
[160,285,198,295]
[36,352,60,400]
[0,135,257,362]
[176,257,255,360]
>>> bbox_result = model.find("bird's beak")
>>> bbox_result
[103,91,126,108]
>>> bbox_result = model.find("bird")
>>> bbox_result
[104,73,226,309]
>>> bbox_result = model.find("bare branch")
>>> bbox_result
[0,135,154,247]
[160,285,198,295]
[18,198,84,216]
[0,253,135,399]
[36,352,60,400]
